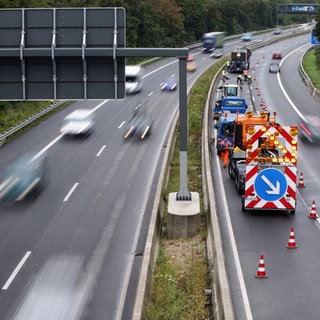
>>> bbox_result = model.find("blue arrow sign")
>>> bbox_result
[254,168,287,202]
[311,30,320,45]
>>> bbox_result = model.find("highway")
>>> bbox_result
[0,28,311,319]
[211,33,320,319]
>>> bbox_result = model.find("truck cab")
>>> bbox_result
[213,84,242,120]
[216,112,237,155]
[221,96,247,115]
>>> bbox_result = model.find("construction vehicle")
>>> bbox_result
[217,83,241,98]
[213,95,247,123]
[227,111,298,214]
[215,112,237,155]
[229,47,251,73]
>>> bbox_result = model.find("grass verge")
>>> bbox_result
[0,101,70,145]
[143,57,228,320]
[302,48,320,90]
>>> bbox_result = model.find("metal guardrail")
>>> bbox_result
[299,46,320,103]
[0,100,66,146]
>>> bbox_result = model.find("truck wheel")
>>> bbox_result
[241,196,247,212]
[236,172,242,194]
[228,161,235,180]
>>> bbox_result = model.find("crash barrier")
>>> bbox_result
[0,100,66,146]
[202,70,236,319]
[299,46,320,104]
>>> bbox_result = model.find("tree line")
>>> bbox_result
[0,0,317,48]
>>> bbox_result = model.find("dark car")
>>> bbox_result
[160,76,178,91]
[272,51,282,59]
[299,115,320,143]
[269,63,280,73]
[0,152,47,204]
[124,105,153,140]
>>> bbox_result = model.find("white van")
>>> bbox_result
[125,66,143,94]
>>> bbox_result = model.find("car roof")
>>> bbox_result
[65,109,93,120]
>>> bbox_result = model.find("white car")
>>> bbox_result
[60,109,95,137]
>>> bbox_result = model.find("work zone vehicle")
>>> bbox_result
[213,96,247,122]
[215,112,237,156]
[217,83,241,98]
[229,47,251,73]
[227,111,298,214]
[202,31,225,53]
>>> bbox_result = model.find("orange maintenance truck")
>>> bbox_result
[227,111,298,213]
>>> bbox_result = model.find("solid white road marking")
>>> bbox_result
[214,131,253,320]
[2,251,32,290]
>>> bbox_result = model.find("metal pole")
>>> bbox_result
[176,57,191,201]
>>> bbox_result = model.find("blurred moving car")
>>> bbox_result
[210,48,224,58]
[272,51,282,59]
[269,63,280,73]
[60,109,95,137]
[160,76,178,91]
[186,55,194,62]
[11,255,88,320]
[124,105,153,140]
[299,115,320,143]
[241,33,252,41]
[0,152,47,204]
[187,62,197,72]
[274,28,282,35]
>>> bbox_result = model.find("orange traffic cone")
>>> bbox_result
[255,254,268,278]
[298,172,305,188]
[308,200,317,219]
[287,227,298,249]
[257,90,261,96]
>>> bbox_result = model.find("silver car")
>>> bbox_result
[60,109,95,137]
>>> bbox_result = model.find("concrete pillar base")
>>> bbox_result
[167,192,200,239]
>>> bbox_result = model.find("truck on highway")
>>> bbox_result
[227,111,298,214]
[202,32,225,53]
[213,95,247,122]
[125,66,143,94]
[229,47,251,73]
[215,111,237,156]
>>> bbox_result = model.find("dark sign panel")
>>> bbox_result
[0,8,126,100]
[277,3,319,14]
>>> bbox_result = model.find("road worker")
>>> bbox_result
[243,68,248,81]
[219,137,232,168]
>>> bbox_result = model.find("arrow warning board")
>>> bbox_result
[254,168,287,202]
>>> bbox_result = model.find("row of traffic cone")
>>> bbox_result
[296,172,318,219]
[256,227,298,278]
